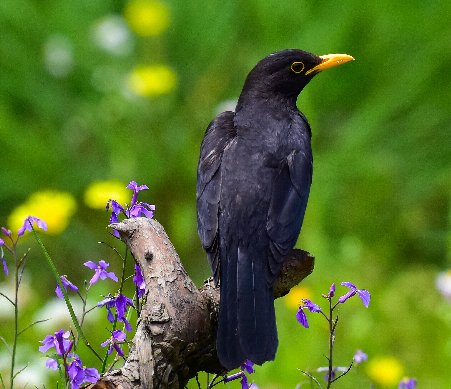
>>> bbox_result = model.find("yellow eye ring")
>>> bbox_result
[291,62,305,73]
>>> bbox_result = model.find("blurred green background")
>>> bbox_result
[1,0,450,387]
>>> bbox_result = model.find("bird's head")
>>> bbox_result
[238,49,354,103]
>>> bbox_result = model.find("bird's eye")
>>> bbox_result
[290,62,305,74]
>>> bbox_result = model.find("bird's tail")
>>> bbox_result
[217,246,278,370]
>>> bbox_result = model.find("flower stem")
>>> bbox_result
[326,297,334,389]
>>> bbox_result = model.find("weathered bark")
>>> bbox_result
[88,217,314,389]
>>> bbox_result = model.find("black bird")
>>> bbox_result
[197,49,353,371]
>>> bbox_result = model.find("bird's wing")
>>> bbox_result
[266,149,312,283]
[197,111,236,284]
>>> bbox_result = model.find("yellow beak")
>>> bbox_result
[305,54,354,75]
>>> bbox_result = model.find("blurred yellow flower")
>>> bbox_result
[8,191,77,235]
[124,0,170,37]
[366,355,404,387]
[84,180,129,210]
[284,285,312,311]
[127,64,176,97]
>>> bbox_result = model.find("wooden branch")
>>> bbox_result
[88,217,314,389]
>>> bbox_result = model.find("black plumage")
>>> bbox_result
[197,49,353,371]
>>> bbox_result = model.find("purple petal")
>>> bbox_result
[89,271,100,285]
[357,289,371,308]
[105,271,118,282]
[241,360,254,374]
[112,329,127,342]
[35,217,48,231]
[141,202,155,211]
[139,206,154,219]
[46,358,58,371]
[83,261,98,269]
[98,260,109,270]
[296,307,309,328]
[353,349,368,364]
[341,282,357,290]
[55,283,64,299]
[83,367,100,383]
[101,339,111,348]
[303,299,322,313]
[338,290,356,304]
[112,342,125,357]
[240,373,249,389]
[126,181,138,190]
[1,248,8,275]
[106,308,115,323]
[0,238,4,245]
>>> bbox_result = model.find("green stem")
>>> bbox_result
[31,226,103,362]
[10,247,18,389]
[326,299,334,389]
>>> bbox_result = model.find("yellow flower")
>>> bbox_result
[127,64,176,97]
[84,180,129,210]
[8,191,77,235]
[284,285,312,311]
[366,355,404,387]
[124,0,170,37]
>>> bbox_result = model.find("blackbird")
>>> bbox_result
[197,49,353,371]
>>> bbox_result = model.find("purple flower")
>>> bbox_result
[97,293,135,331]
[84,260,118,285]
[1,245,7,276]
[67,355,99,389]
[127,203,155,218]
[353,349,368,364]
[97,296,116,322]
[45,358,58,371]
[133,263,146,298]
[17,216,48,236]
[56,276,79,299]
[101,329,127,357]
[115,293,135,332]
[399,377,417,389]
[39,329,73,355]
[296,299,322,328]
[241,359,254,374]
[338,282,371,308]
[126,181,149,206]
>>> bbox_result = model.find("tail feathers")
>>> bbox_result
[217,247,278,371]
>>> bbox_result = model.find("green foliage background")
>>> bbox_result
[0,0,450,387]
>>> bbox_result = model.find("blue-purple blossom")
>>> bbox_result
[296,299,322,328]
[338,282,371,308]
[127,181,149,206]
[97,293,135,331]
[317,366,348,381]
[241,359,254,374]
[107,182,155,237]
[39,329,73,355]
[67,354,100,389]
[97,296,116,322]
[101,329,127,357]
[353,349,368,364]
[17,216,48,236]
[133,263,146,298]
[45,358,58,371]
[398,377,417,389]
[84,260,118,285]
[56,276,79,299]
